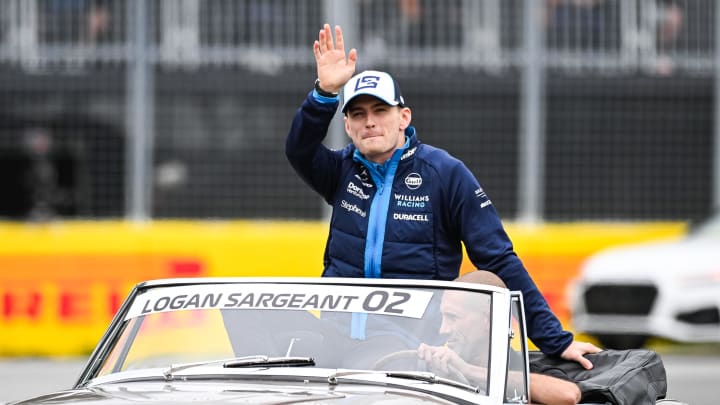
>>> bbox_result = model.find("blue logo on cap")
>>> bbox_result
[355,75,381,91]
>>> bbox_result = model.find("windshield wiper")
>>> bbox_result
[163,355,314,380]
[327,370,480,394]
[386,371,481,393]
[224,356,315,368]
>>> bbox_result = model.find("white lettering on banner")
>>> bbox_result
[141,293,223,314]
[224,292,360,310]
[341,200,367,217]
[126,284,434,320]
[393,213,429,222]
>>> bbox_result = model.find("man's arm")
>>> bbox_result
[444,162,573,355]
[285,23,357,201]
[285,93,343,201]
[445,163,602,363]
[528,373,581,405]
[418,343,580,404]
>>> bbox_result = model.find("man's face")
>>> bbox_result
[344,95,411,164]
[438,291,490,361]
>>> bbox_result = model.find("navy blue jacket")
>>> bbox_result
[286,90,573,355]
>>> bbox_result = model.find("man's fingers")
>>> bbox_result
[417,343,429,359]
[348,48,358,67]
[438,352,451,374]
[577,341,603,355]
[321,24,333,52]
[575,354,593,370]
[312,41,321,61]
[325,24,338,51]
[317,25,328,54]
[562,340,603,370]
[334,25,345,53]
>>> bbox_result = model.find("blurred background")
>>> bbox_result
[0,0,718,401]
[0,0,716,222]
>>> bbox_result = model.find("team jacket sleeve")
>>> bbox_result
[285,91,344,203]
[448,162,574,356]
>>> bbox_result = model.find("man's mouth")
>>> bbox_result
[362,133,381,139]
[445,339,460,349]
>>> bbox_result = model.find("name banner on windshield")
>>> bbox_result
[126,283,434,320]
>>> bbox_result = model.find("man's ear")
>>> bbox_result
[399,107,412,130]
[344,116,351,136]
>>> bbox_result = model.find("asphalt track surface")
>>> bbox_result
[0,354,716,404]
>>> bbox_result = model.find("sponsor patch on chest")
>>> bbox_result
[394,193,429,209]
[393,212,430,222]
[347,182,370,200]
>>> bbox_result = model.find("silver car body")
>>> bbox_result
[7,277,533,405]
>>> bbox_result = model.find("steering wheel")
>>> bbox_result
[372,349,471,386]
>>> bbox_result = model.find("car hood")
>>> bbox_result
[579,236,720,282]
[7,380,463,405]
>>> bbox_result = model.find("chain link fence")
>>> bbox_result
[0,0,716,221]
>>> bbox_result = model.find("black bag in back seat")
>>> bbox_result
[529,349,667,405]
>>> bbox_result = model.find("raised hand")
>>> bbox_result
[313,24,357,94]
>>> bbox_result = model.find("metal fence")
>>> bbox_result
[0,0,717,222]
[1,0,714,73]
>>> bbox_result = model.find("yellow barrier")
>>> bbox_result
[0,220,686,356]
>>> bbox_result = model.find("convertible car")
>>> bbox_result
[6,277,683,404]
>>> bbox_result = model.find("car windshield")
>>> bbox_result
[91,279,527,401]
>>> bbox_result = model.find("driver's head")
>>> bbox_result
[438,271,506,361]
[456,270,506,288]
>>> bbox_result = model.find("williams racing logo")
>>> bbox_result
[395,193,429,208]
[404,173,422,190]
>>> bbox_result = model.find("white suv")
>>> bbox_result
[569,214,720,349]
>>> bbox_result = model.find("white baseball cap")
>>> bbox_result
[341,70,405,113]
